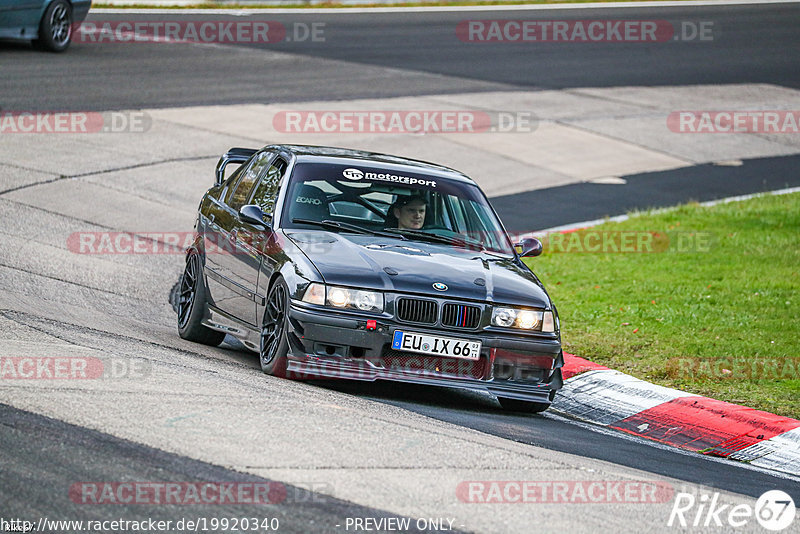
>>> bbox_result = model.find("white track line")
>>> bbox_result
[92,0,800,15]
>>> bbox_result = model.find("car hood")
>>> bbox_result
[284,231,551,308]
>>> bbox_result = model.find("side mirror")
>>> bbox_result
[516,237,543,258]
[238,205,270,229]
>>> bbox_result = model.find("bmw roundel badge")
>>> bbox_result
[432,283,448,291]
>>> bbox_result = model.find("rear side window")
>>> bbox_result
[228,151,273,210]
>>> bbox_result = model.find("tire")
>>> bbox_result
[177,253,226,346]
[498,396,551,414]
[259,278,290,378]
[33,0,72,52]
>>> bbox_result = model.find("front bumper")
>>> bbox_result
[286,303,563,404]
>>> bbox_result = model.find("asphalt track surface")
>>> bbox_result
[494,153,800,231]
[2,2,800,532]
[307,379,800,503]
[0,3,798,110]
[0,403,433,534]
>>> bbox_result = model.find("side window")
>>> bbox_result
[228,151,273,210]
[250,158,288,216]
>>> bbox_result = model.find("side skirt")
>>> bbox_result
[202,305,261,353]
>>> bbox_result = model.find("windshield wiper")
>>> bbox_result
[382,228,485,250]
[292,218,407,240]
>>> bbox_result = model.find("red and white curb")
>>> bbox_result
[552,353,800,477]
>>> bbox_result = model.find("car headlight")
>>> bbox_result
[492,307,517,327]
[328,286,349,307]
[516,310,539,329]
[491,307,550,331]
[301,283,383,313]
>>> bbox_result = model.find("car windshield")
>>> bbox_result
[281,162,515,255]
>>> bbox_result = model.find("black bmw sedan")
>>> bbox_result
[179,144,563,413]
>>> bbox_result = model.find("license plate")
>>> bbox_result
[391,330,481,360]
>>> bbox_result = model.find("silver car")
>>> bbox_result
[0,0,91,51]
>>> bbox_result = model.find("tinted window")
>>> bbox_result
[281,162,514,255]
[228,151,273,210]
[250,158,287,216]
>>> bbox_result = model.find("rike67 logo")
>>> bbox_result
[668,490,796,531]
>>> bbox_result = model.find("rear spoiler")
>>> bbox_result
[215,147,257,186]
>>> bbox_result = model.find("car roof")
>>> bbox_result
[265,144,477,185]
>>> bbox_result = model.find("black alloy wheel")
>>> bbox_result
[177,253,225,346]
[260,278,290,377]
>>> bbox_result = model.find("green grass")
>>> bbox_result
[524,192,800,419]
